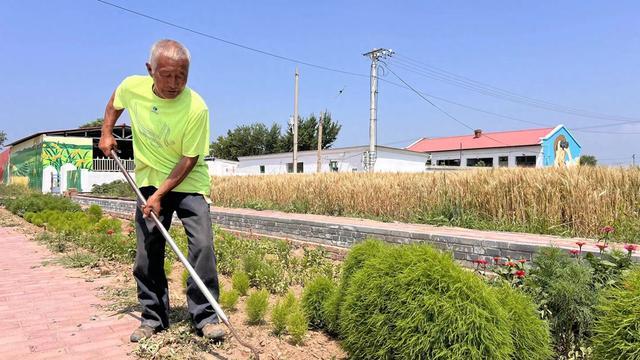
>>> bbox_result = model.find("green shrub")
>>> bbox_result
[495,284,553,360]
[243,252,263,285]
[302,276,336,329]
[86,204,103,222]
[327,240,385,330]
[164,258,173,277]
[255,258,288,294]
[271,297,289,336]
[526,247,596,357]
[182,269,190,289]
[90,180,134,198]
[5,194,80,216]
[287,306,308,345]
[338,240,516,360]
[323,287,340,335]
[246,289,269,325]
[95,217,122,236]
[592,267,640,360]
[214,232,245,275]
[232,271,250,296]
[220,288,240,312]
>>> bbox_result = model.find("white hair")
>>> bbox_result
[148,39,191,71]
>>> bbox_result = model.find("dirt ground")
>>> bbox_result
[0,207,347,360]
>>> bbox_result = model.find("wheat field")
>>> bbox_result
[211,167,640,241]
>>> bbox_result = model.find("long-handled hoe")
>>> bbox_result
[111,150,260,359]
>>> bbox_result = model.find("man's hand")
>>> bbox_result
[98,134,118,157]
[142,193,162,218]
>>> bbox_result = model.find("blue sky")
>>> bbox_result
[1,1,639,164]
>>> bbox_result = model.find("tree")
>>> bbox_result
[280,112,341,152]
[579,155,597,166]
[0,130,6,148]
[210,123,284,161]
[209,112,341,161]
[79,118,104,128]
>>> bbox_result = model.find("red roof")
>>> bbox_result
[407,128,555,153]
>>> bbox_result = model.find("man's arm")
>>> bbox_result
[98,90,124,157]
[142,156,199,217]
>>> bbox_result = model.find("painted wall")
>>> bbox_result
[206,159,239,176]
[541,126,581,167]
[40,136,93,193]
[0,148,10,184]
[9,135,44,190]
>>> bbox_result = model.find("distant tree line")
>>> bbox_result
[210,113,341,161]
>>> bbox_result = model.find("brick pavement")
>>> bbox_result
[0,227,138,359]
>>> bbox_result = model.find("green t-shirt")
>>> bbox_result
[113,75,211,196]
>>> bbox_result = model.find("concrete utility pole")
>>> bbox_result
[317,111,324,173]
[633,154,636,167]
[363,48,394,172]
[293,68,299,173]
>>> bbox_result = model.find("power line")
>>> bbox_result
[393,54,640,123]
[95,0,368,78]
[380,62,511,146]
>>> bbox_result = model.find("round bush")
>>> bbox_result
[302,276,336,329]
[246,289,269,325]
[232,271,250,296]
[495,284,553,360]
[338,241,516,360]
[592,268,640,360]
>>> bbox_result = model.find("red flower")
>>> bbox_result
[575,241,586,249]
[505,261,516,267]
[106,229,114,235]
[517,259,527,264]
[493,256,501,264]
[596,243,608,251]
[600,226,615,234]
[624,244,638,254]
[474,259,488,266]
[515,270,526,278]
[569,249,580,256]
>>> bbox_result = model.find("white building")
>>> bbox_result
[205,157,239,176]
[237,145,430,175]
[407,125,582,168]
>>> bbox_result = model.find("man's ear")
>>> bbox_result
[145,63,153,76]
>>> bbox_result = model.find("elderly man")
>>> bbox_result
[99,39,224,342]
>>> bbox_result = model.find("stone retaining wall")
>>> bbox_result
[73,195,637,264]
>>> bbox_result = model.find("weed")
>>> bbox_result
[220,288,240,312]
[59,251,98,268]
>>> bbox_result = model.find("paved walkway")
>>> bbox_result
[0,227,138,359]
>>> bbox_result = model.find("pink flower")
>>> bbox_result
[575,241,586,249]
[569,249,580,256]
[624,244,638,255]
[505,261,516,267]
[515,270,526,278]
[493,256,501,264]
[517,259,527,264]
[596,243,608,252]
[474,259,488,266]
[600,226,615,234]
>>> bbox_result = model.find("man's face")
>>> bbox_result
[146,56,189,99]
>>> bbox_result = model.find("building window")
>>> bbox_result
[259,165,265,174]
[329,160,339,172]
[437,159,461,166]
[498,156,508,167]
[287,162,304,173]
[516,155,536,167]
[466,158,494,167]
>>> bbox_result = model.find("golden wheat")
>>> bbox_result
[211,167,640,241]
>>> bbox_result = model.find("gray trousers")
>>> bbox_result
[134,186,220,330]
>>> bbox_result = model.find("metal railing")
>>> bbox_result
[93,158,135,172]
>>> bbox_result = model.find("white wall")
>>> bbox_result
[237,147,429,175]
[428,145,543,168]
[206,159,238,176]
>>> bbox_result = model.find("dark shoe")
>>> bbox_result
[201,323,226,340]
[130,325,155,342]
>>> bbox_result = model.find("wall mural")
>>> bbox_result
[10,138,43,190]
[542,127,581,167]
[8,136,93,191]
[0,148,10,184]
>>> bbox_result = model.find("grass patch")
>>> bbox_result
[58,251,98,268]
